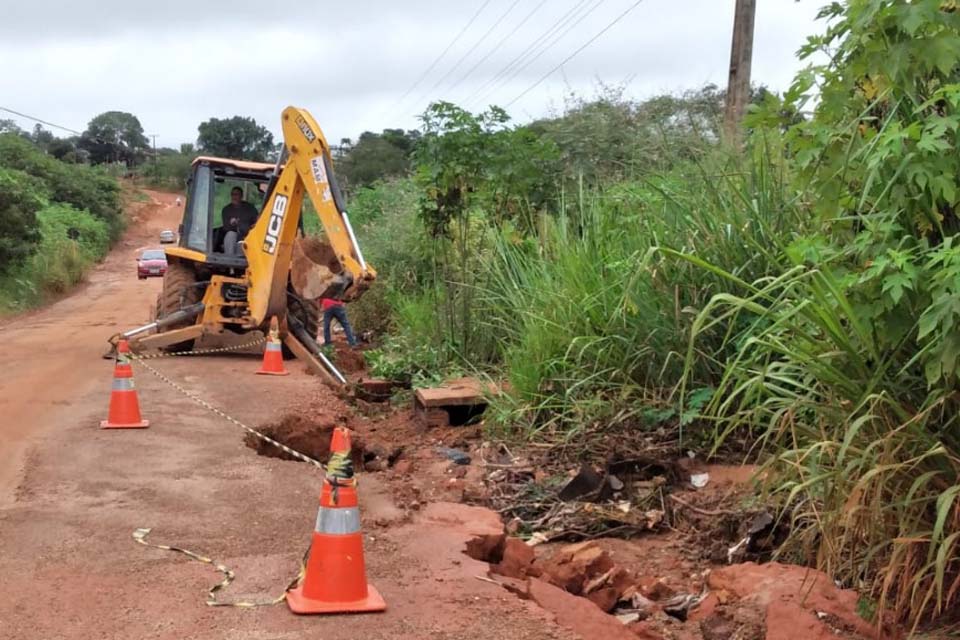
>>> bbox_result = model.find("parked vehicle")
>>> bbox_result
[159,229,176,244]
[137,249,168,280]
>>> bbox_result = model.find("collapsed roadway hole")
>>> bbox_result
[245,413,364,466]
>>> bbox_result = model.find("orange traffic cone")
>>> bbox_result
[101,339,149,429]
[257,317,288,376]
[286,427,386,615]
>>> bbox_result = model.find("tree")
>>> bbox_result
[196,116,274,161]
[179,142,195,155]
[31,124,55,151]
[0,119,22,135]
[47,138,77,161]
[79,111,149,165]
[337,129,421,190]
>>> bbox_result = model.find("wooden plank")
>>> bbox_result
[415,377,492,408]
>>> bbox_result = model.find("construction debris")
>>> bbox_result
[558,464,604,501]
[436,446,471,465]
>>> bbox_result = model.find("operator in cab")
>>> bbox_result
[220,186,259,255]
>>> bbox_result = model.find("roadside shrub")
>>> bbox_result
[0,167,44,273]
[0,134,123,238]
[685,1,960,627]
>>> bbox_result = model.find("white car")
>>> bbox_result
[159,230,176,244]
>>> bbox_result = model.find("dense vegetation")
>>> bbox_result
[344,1,960,630]
[0,134,120,312]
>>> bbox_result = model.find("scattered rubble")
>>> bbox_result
[247,387,884,640]
[437,446,472,465]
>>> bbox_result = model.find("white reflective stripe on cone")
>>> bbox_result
[266,342,282,351]
[315,507,361,535]
[112,378,136,390]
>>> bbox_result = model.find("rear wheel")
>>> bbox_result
[158,260,203,352]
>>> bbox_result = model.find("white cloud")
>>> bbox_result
[1,0,825,147]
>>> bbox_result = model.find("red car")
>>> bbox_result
[137,249,168,280]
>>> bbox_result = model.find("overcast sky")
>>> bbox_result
[1,1,824,149]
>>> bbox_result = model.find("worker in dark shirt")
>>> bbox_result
[219,186,259,255]
[222,186,259,239]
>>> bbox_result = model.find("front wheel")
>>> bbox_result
[158,261,203,352]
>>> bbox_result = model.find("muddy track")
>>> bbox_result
[0,192,573,640]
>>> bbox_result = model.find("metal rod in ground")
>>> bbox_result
[316,350,347,385]
[287,313,347,384]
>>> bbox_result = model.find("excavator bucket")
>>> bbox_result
[290,236,356,301]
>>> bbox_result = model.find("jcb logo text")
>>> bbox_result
[263,195,288,254]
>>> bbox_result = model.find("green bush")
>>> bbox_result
[363,290,458,386]
[136,151,195,190]
[0,167,44,273]
[0,203,109,311]
[0,134,122,239]
[683,1,960,627]
[0,136,119,313]
[351,178,433,294]
[38,203,111,260]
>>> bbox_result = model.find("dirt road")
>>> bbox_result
[0,193,570,640]
[0,191,177,505]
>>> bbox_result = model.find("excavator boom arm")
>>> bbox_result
[243,107,375,326]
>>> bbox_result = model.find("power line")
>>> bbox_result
[418,0,524,104]
[505,0,647,108]
[462,0,593,107]
[472,0,608,109]
[0,106,82,135]
[446,0,551,99]
[386,0,495,120]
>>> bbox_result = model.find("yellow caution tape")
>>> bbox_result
[133,528,306,607]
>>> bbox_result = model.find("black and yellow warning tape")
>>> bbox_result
[133,528,306,607]
[129,337,267,360]
[128,356,326,470]
[126,344,320,608]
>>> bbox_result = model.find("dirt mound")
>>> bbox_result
[702,562,883,639]
[290,237,342,300]
[245,413,364,465]
[333,344,366,375]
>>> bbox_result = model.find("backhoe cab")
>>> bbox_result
[118,107,375,383]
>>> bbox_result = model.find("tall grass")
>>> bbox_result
[681,241,960,627]
[477,144,808,437]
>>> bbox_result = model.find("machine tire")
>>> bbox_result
[159,260,203,352]
[284,291,320,359]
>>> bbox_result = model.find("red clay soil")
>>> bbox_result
[333,342,368,375]
[245,412,364,464]
[0,191,898,640]
[0,193,574,640]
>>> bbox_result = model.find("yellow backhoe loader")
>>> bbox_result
[111,107,374,384]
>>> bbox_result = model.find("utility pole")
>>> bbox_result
[150,134,158,179]
[723,0,757,148]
